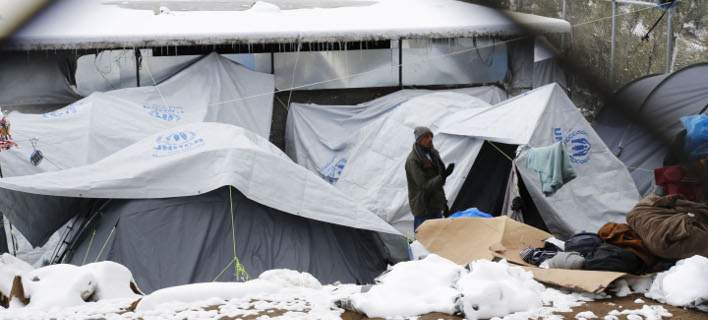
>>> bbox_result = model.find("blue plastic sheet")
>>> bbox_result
[449,207,493,219]
[681,115,708,159]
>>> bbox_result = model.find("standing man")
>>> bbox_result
[405,126,454,231]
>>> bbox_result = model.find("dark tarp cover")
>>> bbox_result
[594,63,708,194]
[0,52,80,109]
[64,187,396,293]
[0,189,94,246]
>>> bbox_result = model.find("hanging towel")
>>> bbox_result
[525,142,577,195]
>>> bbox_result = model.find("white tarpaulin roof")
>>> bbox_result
[442,84,639,236]
[285,86,507,182]
[6,0,571,50]
[0,122,401,239]
[0,53,274,177]
[287,84,638,237]
[290,91,494,236]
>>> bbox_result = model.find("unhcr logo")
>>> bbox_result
[152,131,205,157]
[144,104,184,122]
[553,128,592,164]
[43,104,79,119]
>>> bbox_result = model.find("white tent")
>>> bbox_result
[288,84,639,237]
[0,53,274,177]
[0,122,400,246]
[6,0,570,50]
[0,122,404,289]
[442,84,640,236]
[285,86,507,182]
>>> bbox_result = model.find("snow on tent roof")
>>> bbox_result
[594,63,708,195]
[0,122,401,246]
[0,53,274,177]
[5,0,571,50]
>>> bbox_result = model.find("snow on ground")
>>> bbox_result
[3,254,701,319]
[458,260,544,320]
[349,254,464,317]
[607,305,673,320]
[646,255,708,311]
[347,254,602,320]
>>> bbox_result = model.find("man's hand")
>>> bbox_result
[444,163,455,177]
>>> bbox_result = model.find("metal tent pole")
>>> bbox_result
[134,48,142,87]
[398,38,403,89]
[561,0,567,49]
[666,5,674,73]
[610,0,617,85]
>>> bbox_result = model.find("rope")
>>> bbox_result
[488,141,515,162]
[285,41,302,110]
[94,224,117,262]
[142,53,170,108]
[81,229,96,265]
[229,186,249,281]
[571,5,656,29]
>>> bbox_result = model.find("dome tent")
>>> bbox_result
[0,123,404,292]
[594,63,708,195]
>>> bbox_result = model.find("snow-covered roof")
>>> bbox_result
[5,0,571,51]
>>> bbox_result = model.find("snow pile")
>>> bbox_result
[458,260,544,320]
[349,255,564,319]
[141,269,334,312]
[349,254,464,317]
[21,264,96,310]
[0,258,140,311]
[610,276,654,298]
[646,255,708,311]
[137,270,348,319]
[20,261,140,310]
[258,269,322,289]
[485,288,598,320]
[82,262,142,300]
[0,253,33,298]
[607,305,673,320]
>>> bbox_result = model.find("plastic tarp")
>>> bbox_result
[333,93,495,236]
[0,53,274,177]
[66,187,392,292]
[594,64,708,194]
[532,37,567,89]
[0,122,400,246]
[285,86,507,183]
[6,0,570,50]
[0,52,81,108]
[443,84,640,237]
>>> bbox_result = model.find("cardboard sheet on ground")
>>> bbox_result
[416,217,626,293]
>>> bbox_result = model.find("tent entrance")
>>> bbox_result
[450,141,548,232]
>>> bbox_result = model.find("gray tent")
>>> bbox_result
[54,187,395,293]
[594,63,708,195]
[0,122,406,293]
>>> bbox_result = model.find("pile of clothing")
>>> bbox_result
[627,194,708,260]
[520,223,660,275]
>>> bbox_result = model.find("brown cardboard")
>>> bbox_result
[522,267,626,293]
[416,217,628,293]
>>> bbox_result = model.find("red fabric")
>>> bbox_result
[654,165,703,202]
